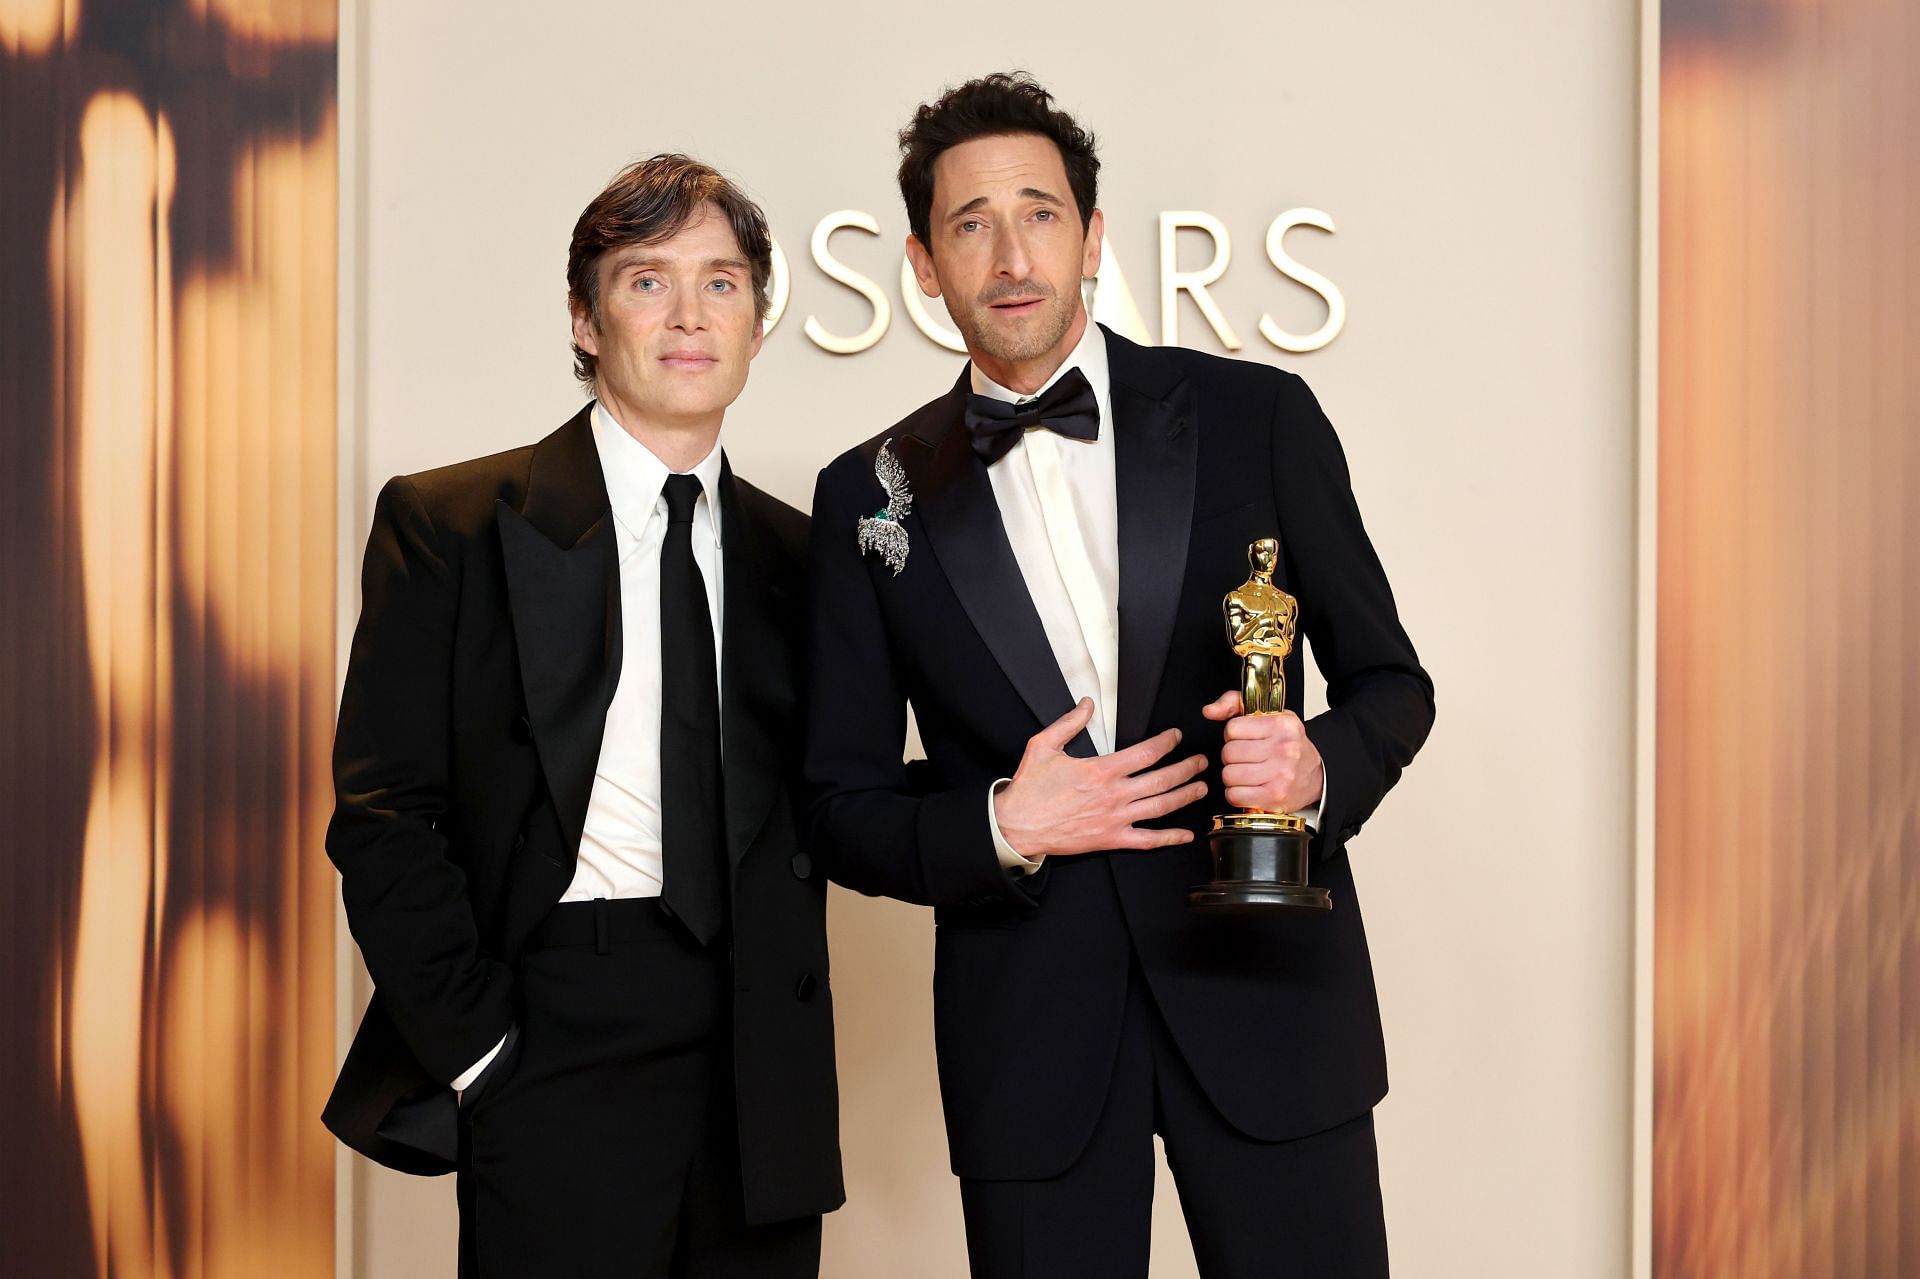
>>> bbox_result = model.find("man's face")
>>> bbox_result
[906,132,1103,382]
[571,202,763,437]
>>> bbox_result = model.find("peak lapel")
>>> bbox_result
[718,464,790,867]
[1110,343,1199,749]
[912,376,1094,757]
[498,406,620,863]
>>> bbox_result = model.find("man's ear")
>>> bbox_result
[1080,208,1105,280]
[905,235,942,299]
[749,317,765,360]
[569,300,599,358]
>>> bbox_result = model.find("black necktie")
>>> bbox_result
[963,365,1101,465]
[658,473,725,945]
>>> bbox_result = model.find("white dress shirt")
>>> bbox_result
[564,402,726,902]
[454,401,724,1090]
[976,323,1321,871]
[977,320,1123,756]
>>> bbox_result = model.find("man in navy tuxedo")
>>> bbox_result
[806,74,1433,1277]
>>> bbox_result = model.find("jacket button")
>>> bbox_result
[790,852,813,880]
[510,714,533,744]
[795,971,817,1002]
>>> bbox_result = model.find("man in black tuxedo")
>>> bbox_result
[324,155,840,1277]
[806,75,1433,1277]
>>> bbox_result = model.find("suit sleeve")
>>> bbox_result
[803,455,1039,911]
[326,475,517,1084]
[1273,375,1436,859]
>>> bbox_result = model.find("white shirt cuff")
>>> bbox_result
[452,1032,508,1092]
[1296,766,1327,832]
[987,779,1044,874]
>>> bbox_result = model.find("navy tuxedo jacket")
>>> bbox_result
[805,328,1433,1180]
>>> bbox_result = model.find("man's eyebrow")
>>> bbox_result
[604,252,750,272]
[944,188,1068,220]
[604,249,662,271]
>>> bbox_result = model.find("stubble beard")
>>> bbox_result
[953,283,1079,368]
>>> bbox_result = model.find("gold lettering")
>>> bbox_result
[1159,211,1241,350]
[1259,209,1345,353]
[804,210,891,355]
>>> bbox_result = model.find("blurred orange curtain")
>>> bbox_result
[1655,0,1920,1277]
[1,2,338,1275]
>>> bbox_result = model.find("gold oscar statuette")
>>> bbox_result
[1188,537,1334,913]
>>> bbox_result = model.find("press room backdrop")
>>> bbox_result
[341,2,1638,1276]
[1,2,339,1277]
[1653,0,1919,1275]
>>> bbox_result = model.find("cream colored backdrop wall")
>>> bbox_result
[339,2,1640,1275]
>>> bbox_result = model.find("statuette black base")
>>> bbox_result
[1188,813,1333,914]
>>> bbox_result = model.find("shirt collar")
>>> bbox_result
[589,400,725,547]
[967,315,1112,430]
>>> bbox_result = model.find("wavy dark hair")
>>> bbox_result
[896,72,1100,249]
[566,153,773,391]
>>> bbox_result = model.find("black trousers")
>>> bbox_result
[959,964,1389,1279]
[455,899,820,1279]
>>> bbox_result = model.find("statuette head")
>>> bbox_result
[1249,537,1278,576]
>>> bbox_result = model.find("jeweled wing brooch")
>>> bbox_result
[855,438,913,575]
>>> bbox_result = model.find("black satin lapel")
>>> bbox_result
[497,408,620,863]
[1113,374,1198,748]
[718,468,788,867]
[521,405,607,549]
[914,402,1094,757]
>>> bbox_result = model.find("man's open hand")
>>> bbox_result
[993,699,1208,858]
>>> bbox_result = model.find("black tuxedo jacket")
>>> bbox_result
[322,406,843,1225]
[805,328,1433,1181]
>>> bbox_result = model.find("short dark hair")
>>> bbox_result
[566,154,773,391]
[897,72,1100,249]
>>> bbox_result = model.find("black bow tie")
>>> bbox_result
[963,366,1100,465]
